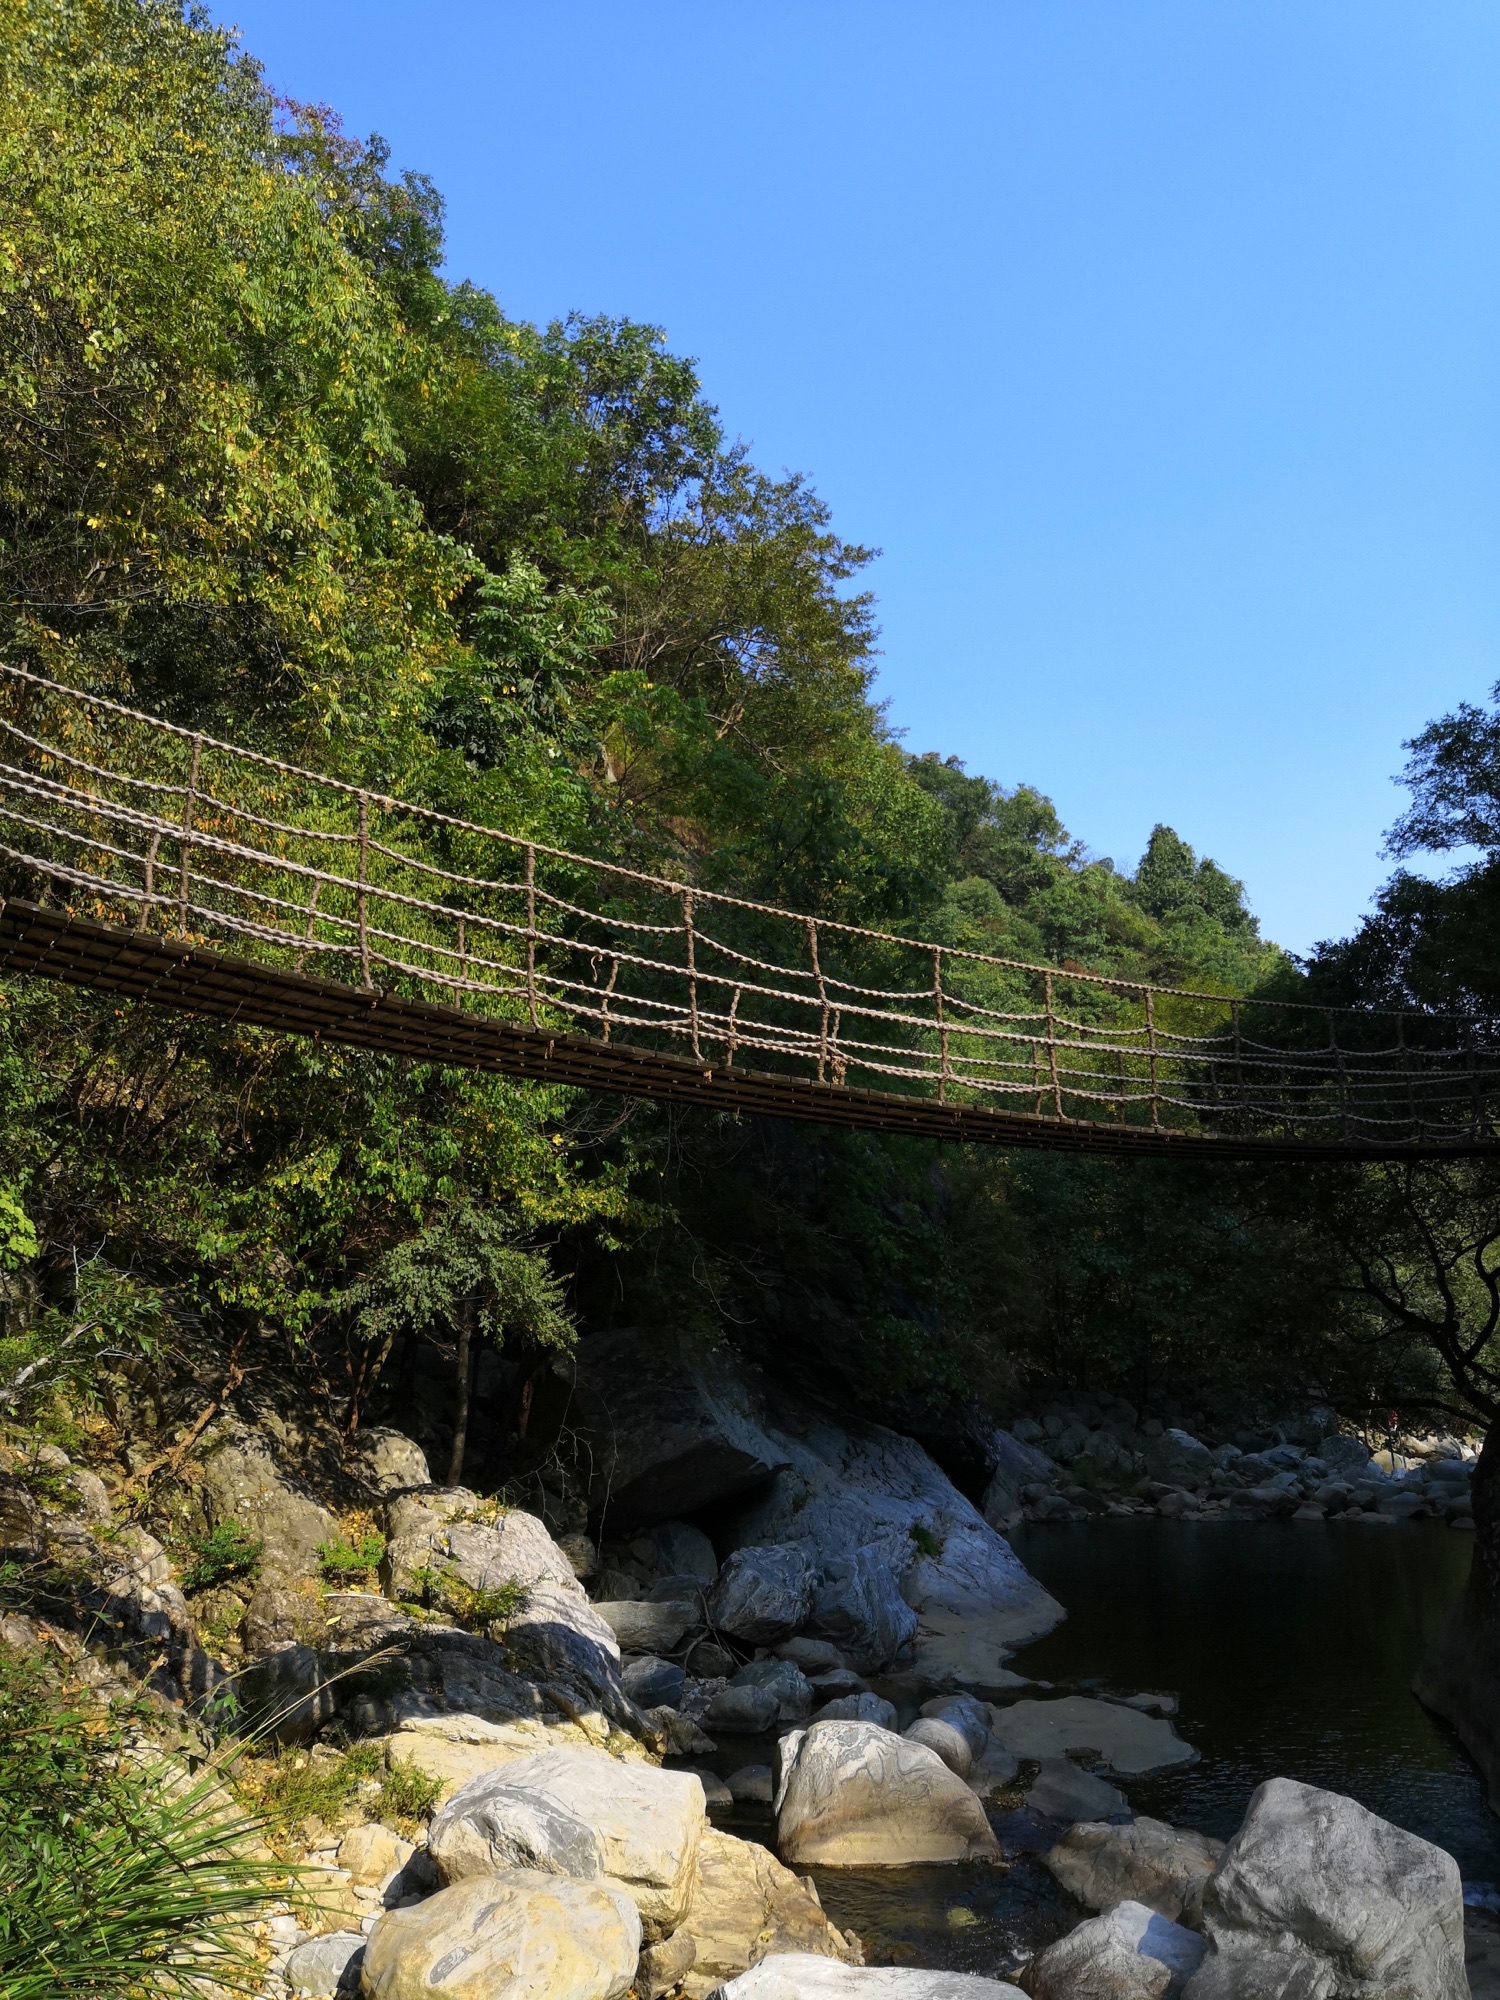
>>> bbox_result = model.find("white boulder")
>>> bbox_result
[774,1720,1000,1866]
[707,1959,1027,1998]
[1045,1817,1224,1923]
[1028,1900,1205,1999]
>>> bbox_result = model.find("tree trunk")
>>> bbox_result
[1413,1419,1500,1802]
[447,1298,475,1486]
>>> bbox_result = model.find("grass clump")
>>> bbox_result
[908,1522,941,1559]
[399,1563,526,1631]
[236,1741,383,1842]
[0,1652,281,1998]
[317,1530,386,1586]
[180,1523,264,1593]
[377,1758,443,1830]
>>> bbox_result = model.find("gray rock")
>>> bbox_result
[1184,1777,1466,1999]
[593,1598,700,1654]
[1146,1430,1214,1489]
[354,1429,430,1497]
[574,1328,788,1527]
[708,1545,815,1645]
[622,1655,687,1710]
[709,1961,1027,1997]
[774,1719,1001,1865]
[383,1491,583,1604]
[427,1746,706,1939]
[808,1546,918,1673]
[360,1869,640,2000]
[1026,1758,1129,1822]
[499,1579,633,1721]
[1377,1491,1426,1519]
[1045,1817,1225,1922]
[904,1716,974,1778]
[653,1519,719,1582]
[919,1693,991,1760]
[966,1740,1021,1800]
[983,1429,1057,1527]
[727,1764,775,1803]
[776,1636,847,1674]
[992,1697,1197,1777]
[240,1642,337,1744]
[637,1926,698,2000]
[284,1930,365,1997]
[692,1766,735,1816]
[1028,1899,1205,1999]
[814,1692,898,1730]
[704,1682,781,1733]
[197,1435,334,1579]
[808,1667,868,1697]
[729,1657,813,1723]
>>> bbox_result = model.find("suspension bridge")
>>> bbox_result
[0,662,1495,1161]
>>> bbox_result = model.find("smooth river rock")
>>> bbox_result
[1026,1758,1129,1821]
[708,1545,816,1645]
[903,1716,974,1777]
[359,1869,640,2000]
[427,1746,705,1938]
[774,1719,1001,1866]
[992,1696,1197,1777]
[1046,1817,1225,1923]
[1183,1777,1467,1999]
[707,1960,1027,1999]
[1028,1899,1205,2000]
[676,1827,859,1998]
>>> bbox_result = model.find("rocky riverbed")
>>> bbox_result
[0,1335,1492,1998]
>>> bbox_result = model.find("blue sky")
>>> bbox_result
[213,1,1500,955]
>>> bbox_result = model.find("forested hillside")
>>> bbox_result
[1,0,1494,1483]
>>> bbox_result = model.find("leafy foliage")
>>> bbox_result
[180,1524,264,1593]
[316,1532,385,1586]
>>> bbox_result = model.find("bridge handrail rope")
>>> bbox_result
[0,659,1497,1152]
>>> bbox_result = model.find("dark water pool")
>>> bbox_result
[1011,1517,1500,1879]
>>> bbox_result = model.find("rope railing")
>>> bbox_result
[0,659,1498,1150]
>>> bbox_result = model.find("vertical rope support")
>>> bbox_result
[296,878,322,970]
[456,916,468,992]
[525,845,538,1028]
[356,792,372,989]
[1145,989,1161,1129]
[726,985,742,1067]
[600,956,619,1043]
[933,947,949,1104]
[1045,971,1064,1117]
[137,830,161,930]
[809,919,830,1083]
[684,890,701,1061]
[176,732,202,935]
[1329,1010,1351,1138]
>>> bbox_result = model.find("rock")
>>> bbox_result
[983,1428,1059,1530]
[386,1718,556,1800]
[919,1694,991,1760]
[727,1765,774,1803]
[676,1828,860,1996]
[427,1745,706,1937]
[639,1926,699,2000]
[707,1961,1026,1998]
[500,1578,634,1723]
[814,1692,898,1730]
[655,1520,720,1582]
[903,1716,974,1778]
[1185,1777,1466,2000]
[807,1666,866,1696]
[241,1642,337,1743]
[242,1575,325,1653]
[0,1479,42,1561]
[967,1741,1021,1801]
[1027,1899,1205,2000]
[1045,1818,1224,1922]
[1146,1430,1214,1490]
[575,1328,789,1527]
[383,1491,582,1602]
[648,1707,720,1757]
[693,1768,735,1816]
[704,1683,780,1733]
[991,1697,1197,1777]
[708,1546,815,1646]
[360,1868,640,2000]
[1111,1693,1179,1718]
[595,1598,700,1654]
[623,1655,687,1709]
[284,1929,365,1997]
[197,1434,334,1579]
[1377,1491,1426,1519]
[1026,1759,1129,1821]
[774,1720,1001,1866]
[776,1637,847,1674]
[556,1531,598,1579]
[1318,1434,1373,1478]
[337,1822,414,1888]
[808,1547,919,1674]
[355,1429,430,1496]
[728,1658,813,1723]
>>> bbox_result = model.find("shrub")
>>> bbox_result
[378,1759,443,1829]
[180,1523,264,1593]
[0,1653,281,1998]
[399,1563,526,1631]
[316,1532,386,1586]
[908,1522,941,1559]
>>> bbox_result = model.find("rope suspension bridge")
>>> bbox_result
[0,662,1496,1161]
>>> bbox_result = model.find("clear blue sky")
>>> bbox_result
[212,0,1500,956]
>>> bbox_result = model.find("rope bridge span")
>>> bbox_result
[0,662,1496,1161]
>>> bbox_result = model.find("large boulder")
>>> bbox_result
[676,1828,860,1998]
[774,1720,1001,1866]
[360,1868,640,2000]
[708,1962,1026,1998]
[991,1697,1197,1777]
[1183,1778,1467,1999]
[983,1428,1057,1528]
[354,1428,430,1496]
[500,1580,634,1723]
[807,1548,918,1674]
[1027,1900,1205,2000]
[426,1745,706,1938]
[1026,1759,1128,1822]
[1415,1425,1500,1804]
[1046,1818,1224,1924]
[815,1691,898,1730]
[196,1433,335,1577]
[707,1546,815,1645]
[382,1491,582,1603]
[654,1520,720,1583]
[574,1329,788,1527]
[726,1657,813,1723]
[1145,1430,1214,1490]
[594,1598,700,1654]
[903,1716,973,1778]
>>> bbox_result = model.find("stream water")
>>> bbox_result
[710,1518,1498,1978]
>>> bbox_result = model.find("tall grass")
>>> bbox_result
[0,1653,286,1999]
